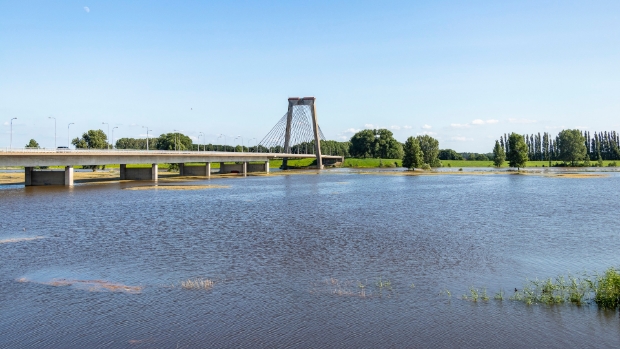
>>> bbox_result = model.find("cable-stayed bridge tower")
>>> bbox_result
[258,97,325,169]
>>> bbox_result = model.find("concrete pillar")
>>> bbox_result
[243,162,247,177]
[120,164,127,180]
[178,163,185,176]
[265,161,270,173]
[310,99,323,169]
[220,162,225,174]
[152,164,158,181]
[64,166,74,186]
[206,162,211,178]
[25,167,33,186]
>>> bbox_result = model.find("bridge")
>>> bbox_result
[0,97,345,186]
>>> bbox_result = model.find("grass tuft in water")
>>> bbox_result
[181,278,214,290]
[507,268,620,309]
[593,268,620,309]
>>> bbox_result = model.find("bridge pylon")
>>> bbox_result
[258,97,326,170]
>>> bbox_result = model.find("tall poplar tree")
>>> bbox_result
[493,140,505,167]
[402,137,424,170]
[507,133,528,170]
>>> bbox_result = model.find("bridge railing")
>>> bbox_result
[0,148,343,158]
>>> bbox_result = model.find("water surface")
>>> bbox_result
[1,171,619,348]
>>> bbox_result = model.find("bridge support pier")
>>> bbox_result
[219,162,268,175]
[24,166,73,186]
[177,163,211,177]
[119,164,158,181]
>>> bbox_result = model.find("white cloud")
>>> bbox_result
[390,125,401,130]
[364,124,374,128]
[450,123,470,129]
[404,125,412,129]
[486,119,499,124]
[338,135,348,140]
[2,122,8,126]
[344,128,360,134]
[451,136,474,141]
[417,131,437,136]
[508,118,537,124]
[472,119,485,125]
[422,124,431,129]
[84,6,90,13]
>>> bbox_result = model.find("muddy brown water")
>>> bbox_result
[1,169,620,348]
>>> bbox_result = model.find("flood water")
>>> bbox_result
[1,170,620,348]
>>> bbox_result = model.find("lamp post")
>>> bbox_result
[10,118,17,149]
[219,134,227,152]
[49,117,56,148]
[173,129,179,151]
[251,138,257,153]
[198,132,204,151]
[235,135,243,152]
[142,126,150,150]
[67,123,74,149]
[102,122,109,149]
[111,126,118,149]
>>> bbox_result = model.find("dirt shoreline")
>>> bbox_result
[0,168,611,185]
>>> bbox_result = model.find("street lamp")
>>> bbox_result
[198,132,204,151]
[173,129,179,151]
[67,123,74,149]
[10,118,17,149]
[235,135,243,152]
[49,117,56,148]
[102,122,109,149]
[111,126,118,149]
[142,126,150,150]
[219,134,227,152]
[251,137,257,153]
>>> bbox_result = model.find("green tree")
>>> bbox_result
[438,149,463,160]
[375,129,404,159]
[402,136,424,170]
[25,139,40,148]
[507,133,528,170]
[493,140,505,167]
[348,129,402,159]
[349,130,375,158]
[72,129,109,149]
[115,137,156,150]
[416,135,441,167]
[156,132,193,150]
[556,129,587,166]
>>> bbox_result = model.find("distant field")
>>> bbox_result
[342,158,402,168]
[4,158,617,171]
[442,160,619,168]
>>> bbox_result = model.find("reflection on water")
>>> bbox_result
[1,171,620,348]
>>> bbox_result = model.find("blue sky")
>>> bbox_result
[1,0,619,152]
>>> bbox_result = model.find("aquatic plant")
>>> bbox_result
[593,268,620,309]
[181,278,214,290]
[494,289,504,301]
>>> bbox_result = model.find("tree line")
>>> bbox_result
[498,130,620,162]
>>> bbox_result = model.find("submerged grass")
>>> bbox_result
[181,278,214,290]
[464,268,620,310]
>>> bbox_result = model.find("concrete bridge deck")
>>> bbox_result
[0,149,342,167]
[0,149,345,186]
